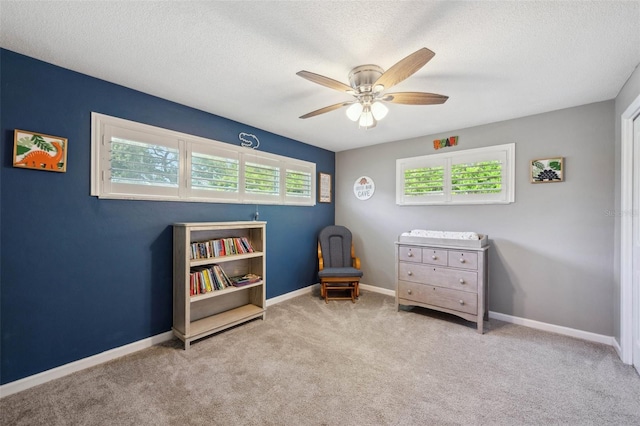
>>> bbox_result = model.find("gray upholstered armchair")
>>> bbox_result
[317,225,363,303]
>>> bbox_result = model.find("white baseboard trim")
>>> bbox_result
[359,283,396,297]
[265,282,396,306]
[266,285,315,306]
[489,311,615,346]
[358,288,616,347]
[0,331,174,399]
[612,337,624,360]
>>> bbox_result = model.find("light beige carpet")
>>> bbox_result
[1,291,639,425]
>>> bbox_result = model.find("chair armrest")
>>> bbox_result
[351,242,360,269]
[318,241,324,271]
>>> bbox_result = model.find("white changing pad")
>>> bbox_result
[401,230,479,240]
[398,229,488,248]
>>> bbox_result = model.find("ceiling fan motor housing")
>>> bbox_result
[348,65,384,94]
[296,48,446,122]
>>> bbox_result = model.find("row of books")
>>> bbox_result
[190,264,233,295]
[190,265,262,296]
[190,237,254,260]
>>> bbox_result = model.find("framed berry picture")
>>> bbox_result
[531,157,563,183]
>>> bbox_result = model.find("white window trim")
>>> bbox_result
[396,143,515,205]
[91,112,316,205]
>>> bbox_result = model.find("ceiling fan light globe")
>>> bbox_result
[346,102,364,121]
[359,107,375,128]
[371,101,389,120]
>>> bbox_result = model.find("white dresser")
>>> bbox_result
[395,242,489,333]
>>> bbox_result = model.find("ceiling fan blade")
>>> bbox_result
[382,92,448,105]
[296,70,354,93]
[299,101,353,119]
[374,48,435,90]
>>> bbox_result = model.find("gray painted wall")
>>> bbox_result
[336,101,615,336]
[613,63,640,342]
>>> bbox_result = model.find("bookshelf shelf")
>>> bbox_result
[189,281,264,302]
[189,251,264,267]
[177,304,265,341]
[173,221,266,349]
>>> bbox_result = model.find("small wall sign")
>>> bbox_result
[433,136,458,150]
[353,176,375,200]
[318,172,332,203]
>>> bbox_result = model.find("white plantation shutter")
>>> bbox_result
[244,157,281,203]
[450,160,502,195]
[397,157,447,204]
[397,143,515,205]
[285,161,314,204]
[188,142,240,201]
[404,166,445,195]
[103,124,182,199]
[450,148,510,203]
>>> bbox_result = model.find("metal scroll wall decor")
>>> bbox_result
[239,132,260,149]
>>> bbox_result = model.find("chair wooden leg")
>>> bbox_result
[322,280,360,303]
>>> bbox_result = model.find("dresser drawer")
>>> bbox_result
[447,251,478,270]
[398,262,431,284]
[422,248,448,266]
[398,246,422,263]
[424,267,478,292]
[398,263,478,292]
[398,281,478,315]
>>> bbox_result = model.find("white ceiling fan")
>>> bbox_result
[297,48,448,129]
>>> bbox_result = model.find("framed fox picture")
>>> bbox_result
[13,129,68,173]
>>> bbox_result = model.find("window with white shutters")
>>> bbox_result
[244,159,281,203]
[191,153,239,193]
[110,138,180,188]
[188,143,241,202]
[92,113,316,205]
[396,143,515,205]
[285,166,313,205]
[404,167,444,195]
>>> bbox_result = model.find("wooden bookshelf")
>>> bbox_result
[173,221,266,349]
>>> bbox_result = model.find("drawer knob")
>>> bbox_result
[431,255,437,260]
[459,258,466,263]
[407,271,413,276]
[459,278,465,284]
[408,252,413,257]
[407,289,412,295]
[459,300,465,305]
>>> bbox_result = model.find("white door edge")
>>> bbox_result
[632,115,640,375]
[620,93,640,367]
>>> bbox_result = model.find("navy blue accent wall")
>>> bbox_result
[0,49,335,385]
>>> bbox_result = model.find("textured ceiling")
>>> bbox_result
[1,1,639,152]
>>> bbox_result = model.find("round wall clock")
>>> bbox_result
[353,176,375,200]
